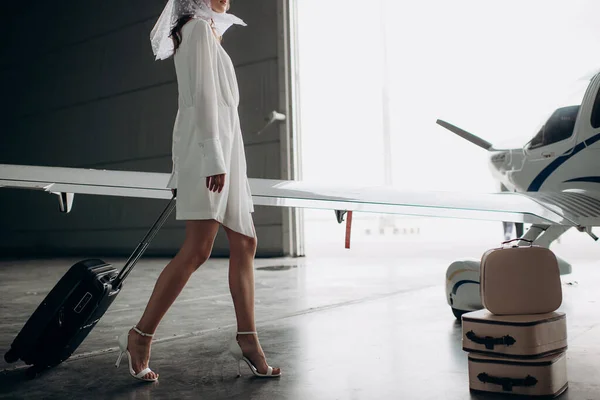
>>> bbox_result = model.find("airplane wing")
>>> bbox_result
[1,163,599,228]
[526,191,600,228]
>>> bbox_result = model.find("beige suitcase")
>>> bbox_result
[462,309,567,358]
[480,239,562,315]
[468,351,568,397]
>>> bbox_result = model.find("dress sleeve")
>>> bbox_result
[191,20,227,178]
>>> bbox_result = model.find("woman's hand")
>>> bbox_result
[206,174,225,193]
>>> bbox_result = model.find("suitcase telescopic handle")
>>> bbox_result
[113,195,177,289]
[466,330,516,350]
[477,373,538,392]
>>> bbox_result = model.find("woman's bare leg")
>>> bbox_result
[127,219,221,380]
[224,225,281,376]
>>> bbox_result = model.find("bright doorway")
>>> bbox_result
[294,0,600,257]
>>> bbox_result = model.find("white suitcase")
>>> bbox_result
[468,351,568,397]
[462,309,567,358]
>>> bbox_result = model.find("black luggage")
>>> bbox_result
[3,196,176,378]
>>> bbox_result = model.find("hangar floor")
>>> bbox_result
[1,239,599,399]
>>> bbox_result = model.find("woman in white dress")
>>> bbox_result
[114,0,281,381]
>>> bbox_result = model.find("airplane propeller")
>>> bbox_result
[436,119,494,151]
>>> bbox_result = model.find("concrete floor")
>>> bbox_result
[1,242,600,399]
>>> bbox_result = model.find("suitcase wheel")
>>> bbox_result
[25,365,44,380]
[4,348,19,364]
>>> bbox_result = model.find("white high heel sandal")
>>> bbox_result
[228,331,281,378]
[115,326,158,382]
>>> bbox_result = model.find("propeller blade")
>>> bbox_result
[436,119,494,151]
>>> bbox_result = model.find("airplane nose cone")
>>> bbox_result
[488,151,509,180]
[490,151,508,170]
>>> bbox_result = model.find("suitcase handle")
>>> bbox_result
[465,330,516,350]
[113,195,177,289]
[477,372,538,392]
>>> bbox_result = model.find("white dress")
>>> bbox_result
[166,18,255,238]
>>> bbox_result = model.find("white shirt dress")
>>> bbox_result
[166,18,255,238]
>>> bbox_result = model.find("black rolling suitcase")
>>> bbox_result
[3,196,176,378]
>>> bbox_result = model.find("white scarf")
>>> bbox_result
[150,0,246,60]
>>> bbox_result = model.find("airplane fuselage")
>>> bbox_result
[488,141,600,195]
[488,70,600,197]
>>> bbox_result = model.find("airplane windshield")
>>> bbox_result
[526,79,589,150]
[528,105,580,149]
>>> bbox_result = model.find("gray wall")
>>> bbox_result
[0,1,288,258]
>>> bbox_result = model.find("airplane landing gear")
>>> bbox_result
[452,308,469,321]
[445,259,482,321]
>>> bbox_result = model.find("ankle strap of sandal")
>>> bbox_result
[133,326,154,337]
[237,331,257,335]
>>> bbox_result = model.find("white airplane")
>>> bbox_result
[1,69,600,320]
[443,68,600,318]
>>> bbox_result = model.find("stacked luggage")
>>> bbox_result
[461,239,568,398]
